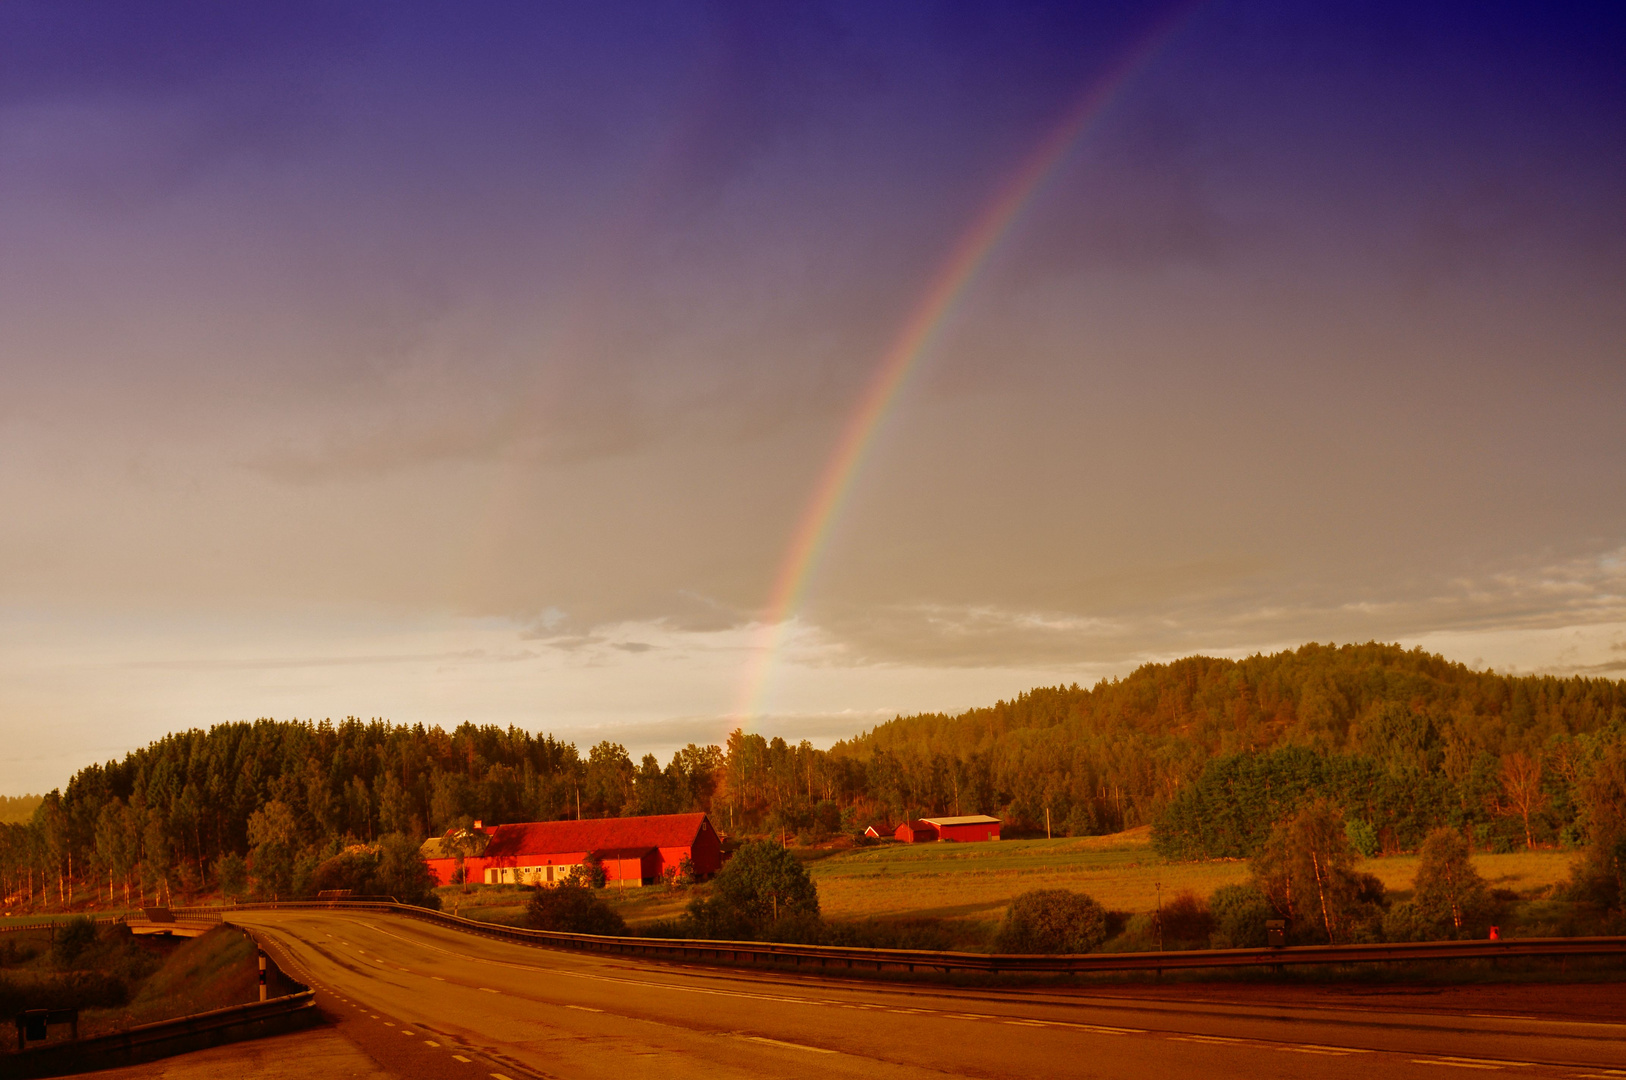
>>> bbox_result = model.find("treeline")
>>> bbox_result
[1152,732,1626,860]
[0,720,729,907]
[0,795,42,825]
[2,642,1624,907]
[835,642,1626,847]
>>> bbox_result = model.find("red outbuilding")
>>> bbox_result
[920,815,1001,842]
[421,813,723,888]
[894,820,939,843]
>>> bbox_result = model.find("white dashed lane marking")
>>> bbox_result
[1412,1061,1502,1070]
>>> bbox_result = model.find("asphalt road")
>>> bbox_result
[225,909,1625,1080]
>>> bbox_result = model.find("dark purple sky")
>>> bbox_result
[2,2,1623,790]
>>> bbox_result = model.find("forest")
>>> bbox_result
[1,642,1623,908]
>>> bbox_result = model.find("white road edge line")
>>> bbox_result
[747,1036,836,1054]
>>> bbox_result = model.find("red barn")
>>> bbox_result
[894,820,939,843]
[921,815,1001,842]
[421,813,722,888]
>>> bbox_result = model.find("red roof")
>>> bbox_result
[480,813,713,859]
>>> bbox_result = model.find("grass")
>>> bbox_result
[806,828,1580,931]
[110,925,261,1026]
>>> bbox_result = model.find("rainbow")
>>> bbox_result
[732,9,1197,724]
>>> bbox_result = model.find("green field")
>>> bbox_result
[806,828,1579,926]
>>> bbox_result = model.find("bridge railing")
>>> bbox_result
[182,899,1626,976]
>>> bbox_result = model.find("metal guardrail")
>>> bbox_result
[191,899,1626,977]
[0,915,124,935]
[9,991,317,1078]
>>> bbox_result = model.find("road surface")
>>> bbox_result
[196,909,1624,1080]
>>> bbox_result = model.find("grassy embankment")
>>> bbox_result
[0,923,263,1052]
[434,827,1581,946]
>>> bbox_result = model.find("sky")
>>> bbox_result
[3,1,1624,794]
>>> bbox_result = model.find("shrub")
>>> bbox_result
[52,917,99,967]
[310,848,378,896]
[527,882,627,935]
[996,889,1108,954]
[686,840,819,940]
[372,833,441,909]
[1160,890,1214,949]
[566,853,608,889]
[1102,911,1158,952]
[1382,900,1431,942]
[214,852,248,899]
[1345,818,1380,857]
[1208,883,1273,948]
[1568,833,1626,913]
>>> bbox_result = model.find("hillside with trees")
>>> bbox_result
[1,643,1623,910]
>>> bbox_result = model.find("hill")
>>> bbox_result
[0,642,1621,906]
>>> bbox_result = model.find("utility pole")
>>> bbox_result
[1045,808,1051,840]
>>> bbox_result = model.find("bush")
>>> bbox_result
[310,848,378,895]
[1209,883,1273,948]
[372,833,441,909]
[1160,890,1214,949]
[566,853,608,889]
[1568,833,1626,912]
[1102,911,1158,952]
[52,917,99,967]
[1345,818,1380,857]
[996,889,1108,954]
[1382,900,1431,942]
[686,840,819,940]
[527,882,627,935]
[214,852,248,899]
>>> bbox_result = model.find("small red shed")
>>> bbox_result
[894,820,939,843]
